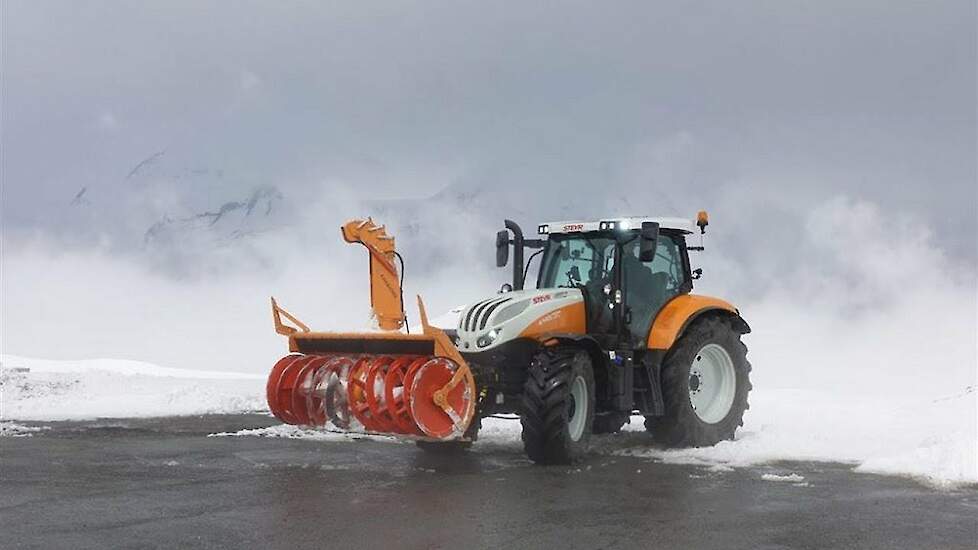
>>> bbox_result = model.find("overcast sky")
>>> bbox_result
[1,1,975,374]
[2,1,975,260]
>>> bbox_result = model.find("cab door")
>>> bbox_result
[622,233,687,347]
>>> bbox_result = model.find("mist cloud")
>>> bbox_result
[1,3,974,406]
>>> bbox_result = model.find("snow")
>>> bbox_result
[0,421,49,437]
[209,388,976,488]
[209,423,398,443]
[761,473,805,483]
[3,354,974,487]
[0,355,267,379]
[616,388,977,488]
[0,354,265,421]
[409,304,466,333]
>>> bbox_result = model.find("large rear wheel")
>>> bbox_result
[520,346,595,464]
[645,316,751,447]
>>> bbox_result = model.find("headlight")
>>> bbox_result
[493,299,530,325]
[477,329,499,348]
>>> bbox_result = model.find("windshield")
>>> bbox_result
[537,234,619,289]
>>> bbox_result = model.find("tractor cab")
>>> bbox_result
[499,217,701,350]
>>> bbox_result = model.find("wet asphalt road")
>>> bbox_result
[1,415,975,550]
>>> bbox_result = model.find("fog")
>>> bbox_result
[3,191,974,405]
[1,2,975,402]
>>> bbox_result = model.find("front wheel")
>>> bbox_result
[645,316,751,447]
[520,346,595,464]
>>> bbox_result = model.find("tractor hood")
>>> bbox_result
[455,288,586,352]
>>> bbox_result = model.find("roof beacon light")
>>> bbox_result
[696,210,709,234]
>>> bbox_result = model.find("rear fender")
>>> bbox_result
[647,295,750,351]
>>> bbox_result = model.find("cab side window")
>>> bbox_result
[648,235,685,294]
[626,233,685,344]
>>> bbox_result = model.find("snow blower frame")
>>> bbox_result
[267,220,477,441]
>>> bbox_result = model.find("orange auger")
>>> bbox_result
[265,220,477,441]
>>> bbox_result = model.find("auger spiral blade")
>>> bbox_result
[266,352,476,440]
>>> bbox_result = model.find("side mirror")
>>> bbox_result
[496,230,510,267]
[639,221,660,262]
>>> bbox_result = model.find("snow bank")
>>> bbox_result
[0,421,49,437]
[616,387,977,488]
[1,354,265,380]
[0,355,265,421]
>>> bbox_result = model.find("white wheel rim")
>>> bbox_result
[568,375,588,442]
[688,343,736,424]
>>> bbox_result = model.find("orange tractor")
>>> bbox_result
[267,215,751,464]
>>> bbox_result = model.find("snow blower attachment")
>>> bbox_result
[266,218,477,440]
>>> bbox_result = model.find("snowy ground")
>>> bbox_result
[3,354,974,488]
[0,355,265,421]
[614,388,977,488]
[213,388,976,488]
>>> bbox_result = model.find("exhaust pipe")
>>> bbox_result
[503,219,526,290]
